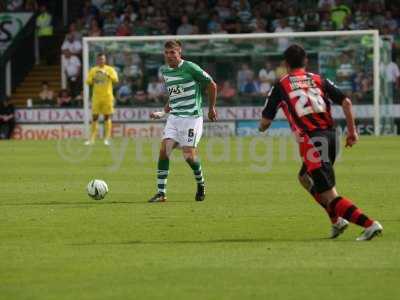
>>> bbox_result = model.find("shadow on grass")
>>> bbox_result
[69,237,331,246]
[0,200,195,206]
[0,201,153,206]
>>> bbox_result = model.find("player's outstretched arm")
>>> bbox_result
[150,111,165,119]
[208,80,217,121]
[342,97,359,147]
[150,100,170,119]
[259,117,272,132]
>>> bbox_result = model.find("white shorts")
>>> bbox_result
[163,114,203,147]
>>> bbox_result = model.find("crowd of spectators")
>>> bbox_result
[0,0,38,12]
[2,0,400,106]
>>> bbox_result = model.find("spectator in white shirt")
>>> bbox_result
[237,63,254,92]
[258,62,276,96]
[274,19,294,52]
[61,33,82,57]
[177,15,194,35]
[147,77,165,103]
[383,59,400,102]
[7,0,23,11]
[384,60,400,83]
[62,50,82,97]
[91,0,105,9]
[119,4,137,23]
[117,79,133,106]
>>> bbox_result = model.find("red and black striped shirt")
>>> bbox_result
[262,69,346,135]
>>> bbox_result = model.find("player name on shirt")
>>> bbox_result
[289,75,318,90]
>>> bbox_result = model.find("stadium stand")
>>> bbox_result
[2,0,400,107]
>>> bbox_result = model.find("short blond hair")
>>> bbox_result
[164,40,182,49]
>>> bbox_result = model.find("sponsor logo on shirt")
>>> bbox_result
[168,85,184,96]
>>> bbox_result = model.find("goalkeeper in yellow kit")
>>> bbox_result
[85,53,118,146]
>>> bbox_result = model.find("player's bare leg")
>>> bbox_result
[103,114,112,146]
[182,146,205,201]
[319,188,383,241]
[149,138,177,203]
[85,114,99,145]
[298,173,348,238]
[298,173,338,222]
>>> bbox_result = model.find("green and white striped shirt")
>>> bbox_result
[160,60,213,117]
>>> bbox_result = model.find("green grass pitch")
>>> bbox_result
[1,136,399,300]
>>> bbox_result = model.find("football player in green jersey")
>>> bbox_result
[149,40,217,202]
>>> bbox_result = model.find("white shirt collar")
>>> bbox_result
[168,59,184,70]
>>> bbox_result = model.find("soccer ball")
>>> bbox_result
[87,179,109,200]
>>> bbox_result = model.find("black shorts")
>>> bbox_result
[298,129,339,193]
